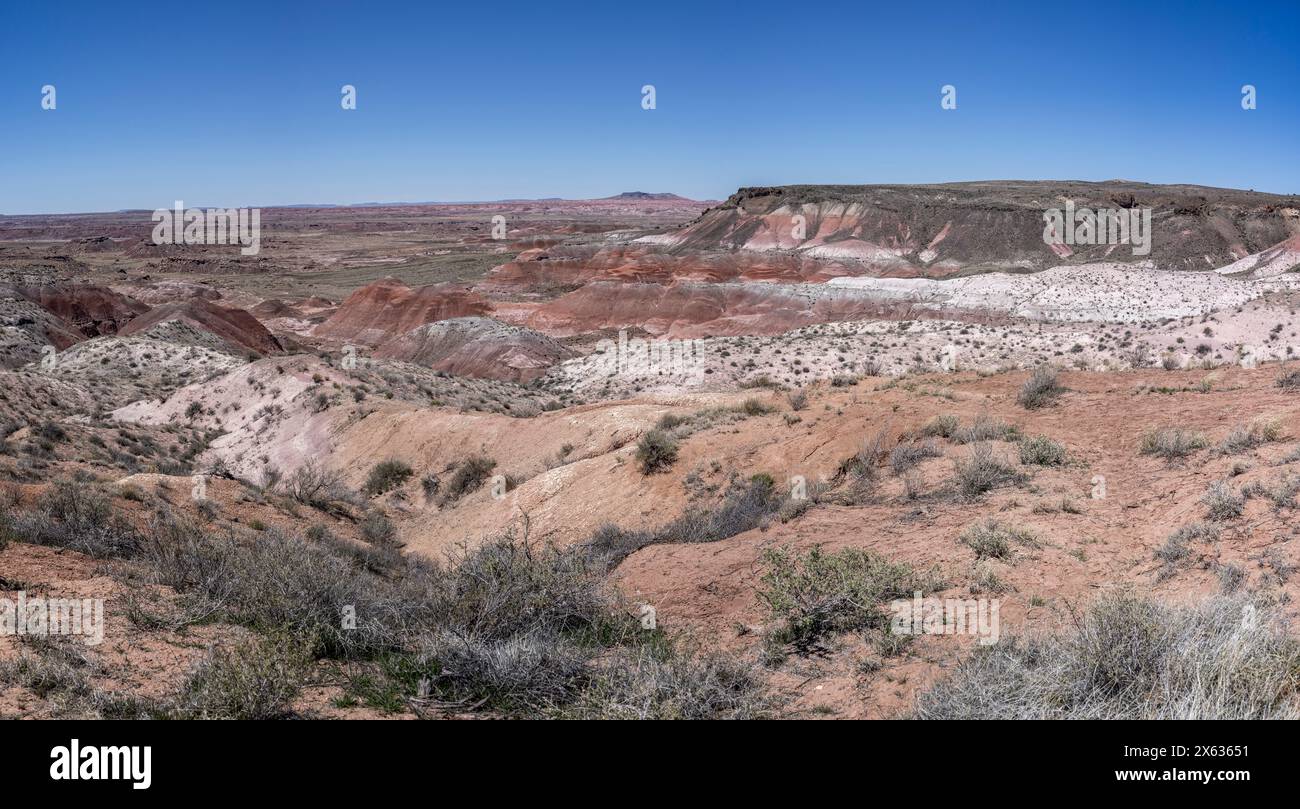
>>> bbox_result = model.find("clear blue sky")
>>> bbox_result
[1,0,1296,214]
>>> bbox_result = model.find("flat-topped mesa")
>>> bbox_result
[603,191,691,201]
[654,181,1300,276]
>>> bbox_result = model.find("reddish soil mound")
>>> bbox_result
[314,277,491,345]
[373,316,575,382]
[251,299,297,318]
[3,281,148,337]
[119,298,282,355]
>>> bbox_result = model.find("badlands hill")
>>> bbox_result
[656,181,1300,276]
[0,279,147,338]
[315,278,491,345]
[0,274,282,374]
[118,297,284,355]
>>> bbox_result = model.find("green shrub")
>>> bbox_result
[1018,435,1067,466]
[440,456,497,504]
[174,634,308,719]
[363,459,413,497]
[959,518,1038,561]
[758,546,944,656]
[635,429,679,475]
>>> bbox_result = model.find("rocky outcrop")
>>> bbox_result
[1215,232,1300,278]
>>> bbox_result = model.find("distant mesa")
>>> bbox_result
[603,191,690,201]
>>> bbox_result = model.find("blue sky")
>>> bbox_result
[1,0,1296,214]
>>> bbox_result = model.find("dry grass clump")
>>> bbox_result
[959,518,1039,561]
[1139,427,1208,462]
[174,634,308,720]
[953,415,1021,445]
[920,414,960,439]
[1202,480,1245,521]
[1017,366,1064,409]
[1156,522,1219,563]
[6,477,138,558]
[1276,368,1300,392]
[889,439,943,475]
[952,444,1028,500]
[1215,418,1283,456]
[915,593,1300,719]
[558,646,773,720]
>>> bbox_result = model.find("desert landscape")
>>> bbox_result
[4,180,1300,720]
